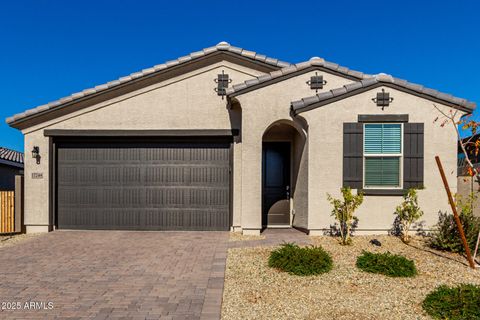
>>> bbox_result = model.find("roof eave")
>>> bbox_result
[0,158,24,169]
[291,81,476,116]
[7,48,289,130]
[227,63,368,98]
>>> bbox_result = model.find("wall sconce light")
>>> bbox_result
[32,146,41,164]
[372,88,394,110]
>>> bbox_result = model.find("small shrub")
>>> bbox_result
[423,284,480,320]
[356,251,417,277]
[268,243,333,276]
[327,187,364,245]
[429,193,480,253]
[394,188,424,243]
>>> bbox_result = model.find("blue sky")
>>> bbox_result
[1,0,478,152]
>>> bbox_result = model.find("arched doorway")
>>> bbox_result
[262,120,307,228]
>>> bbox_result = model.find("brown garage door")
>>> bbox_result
[56,141,231,230]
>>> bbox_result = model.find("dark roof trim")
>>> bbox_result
[0,147,24,168]
[44,129,239,137]
[291,74,476,115]
[7,42,290,129]
[358,114,409,123]
[0,158,24,169]
[227,57,369,97]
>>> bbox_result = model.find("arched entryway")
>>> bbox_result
[262,120,307,229]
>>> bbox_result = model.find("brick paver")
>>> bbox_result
[0,231,228,319]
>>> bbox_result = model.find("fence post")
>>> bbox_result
[15,175,23,233]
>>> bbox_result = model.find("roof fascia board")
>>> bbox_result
[0,159,24,168]
[293,82,473,115]
[228,65,362,98]
[8,51,279,130]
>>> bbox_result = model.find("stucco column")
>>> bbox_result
[240,133,262,235]
[231,139,243,231]
[24,132,51,233]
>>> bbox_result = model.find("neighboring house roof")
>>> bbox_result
[226,57,370,97]
[291,73,476,115]
[6,41,290,127]
[0,147,24,168]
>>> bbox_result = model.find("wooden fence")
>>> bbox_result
[0,191,15,233]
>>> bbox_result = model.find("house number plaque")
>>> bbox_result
[31,173,43,179]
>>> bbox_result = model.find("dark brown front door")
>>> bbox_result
[262,142,290,226]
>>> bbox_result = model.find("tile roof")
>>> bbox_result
[0,147,24,166]
[226,57,370,96]
[6,42,290,126]
[291,73,476,115]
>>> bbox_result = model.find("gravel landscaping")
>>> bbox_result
[222,235,480,320]
[0,233,42,248]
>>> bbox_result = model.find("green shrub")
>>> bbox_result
[356,251,417,277]
[429,193,480,253]
[327,187,364,245]
[394,188,424,243]
[268,243,333,276]
[423,284,480,320]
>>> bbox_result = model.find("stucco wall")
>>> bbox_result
[20,56,463,235]
[22,61,263,232]
[302,86,463,234]
[236,69,357,233]
[292,133,308,229]
[457,175,480,217]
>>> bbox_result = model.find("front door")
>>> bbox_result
[262,142,290,227]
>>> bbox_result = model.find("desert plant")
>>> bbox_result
[327,187,363,245]
[423,284,480,320]
[394,188,424,243]
[356,251,417,277]
[429,193,480,253]
[268,243,333,276]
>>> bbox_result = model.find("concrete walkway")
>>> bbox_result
[0,231,229,320]
[229,228,311,249]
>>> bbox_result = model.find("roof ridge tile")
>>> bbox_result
[7,42,291,126]
[227,57,369,96]
[291,74,476,114]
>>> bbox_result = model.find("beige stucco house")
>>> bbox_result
[6,42,476,235]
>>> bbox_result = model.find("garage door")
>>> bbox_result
[56,141,231,230]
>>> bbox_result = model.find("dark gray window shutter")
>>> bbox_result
[403,123,424,189]
[343,123,363,188]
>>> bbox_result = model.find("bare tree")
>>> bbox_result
[433,104,479,179]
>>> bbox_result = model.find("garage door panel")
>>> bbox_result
[56,141,230,230]
[59,208,229,231]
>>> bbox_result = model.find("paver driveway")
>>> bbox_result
[0,231,229,319]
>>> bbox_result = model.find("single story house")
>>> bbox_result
[6,42,476,235]
[0,147,24,191]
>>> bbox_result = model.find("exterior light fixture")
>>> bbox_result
[214,70,232,99]
[32,146,41,164]
[372,88,394,110]
[306,72,327,92]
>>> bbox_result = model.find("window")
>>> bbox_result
[364,123,402,188]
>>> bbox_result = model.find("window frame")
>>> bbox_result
[362,122,403,190]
